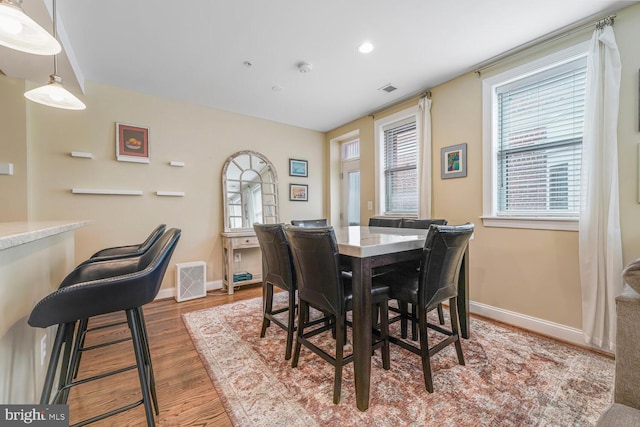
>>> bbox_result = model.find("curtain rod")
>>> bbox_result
[474,11,617,77]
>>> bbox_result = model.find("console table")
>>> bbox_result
[220,231,263,294]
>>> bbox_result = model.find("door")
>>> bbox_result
[341,140,360,226]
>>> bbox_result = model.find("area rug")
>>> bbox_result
[182,295,614,427]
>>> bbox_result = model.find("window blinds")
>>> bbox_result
[496,56,587,217]
[383,120,417,214]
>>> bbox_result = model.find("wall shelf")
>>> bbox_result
[72,188,143,196]
[70,152,94,159]
[156,191,185,197]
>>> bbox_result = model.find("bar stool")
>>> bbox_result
[67,224,167,379]
[28,228,181,426]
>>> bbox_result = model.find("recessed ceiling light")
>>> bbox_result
[358,42,374,54]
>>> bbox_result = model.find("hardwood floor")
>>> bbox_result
[65,285,263,426]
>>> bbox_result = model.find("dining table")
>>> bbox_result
[334,225,470,411]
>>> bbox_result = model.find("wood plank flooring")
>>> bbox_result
[66,285,263,426]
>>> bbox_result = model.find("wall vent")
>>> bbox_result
[175,261,206,302]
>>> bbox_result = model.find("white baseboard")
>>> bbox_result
[156,280,223,301]
[469,300,593,349]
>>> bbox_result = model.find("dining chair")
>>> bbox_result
[374,223,474,393]
[285,225,390,404]
[290,218,328,227]
[398,219,449,338]
[368,217,402,227]
[254,223,297,360]
[28,228,181,426]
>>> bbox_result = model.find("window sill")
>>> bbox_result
[481,216,578,231]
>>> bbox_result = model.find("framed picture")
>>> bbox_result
[289,184,308,201]
[441,143,467,179]
[116,122,149,163]
[289,159,308,177]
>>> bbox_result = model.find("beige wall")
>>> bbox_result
[3,79,325,291]
[326,3,640,333]
[0,77,28,220]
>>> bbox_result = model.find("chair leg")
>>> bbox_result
[260,283,273,337]
[418,308,434,393]
[70,318,89,379]
[437,303,445,325]
[399,301,409,339]
[379,302,390,370]
[291,300,307,368]
[333,313,345,404]
[135,307,160,415]
[58,322,76,404]
[449,297,465,366]
[411,304,418,341]
[285,289,295,360]
[40,323,68,405]
[126,309,156,427]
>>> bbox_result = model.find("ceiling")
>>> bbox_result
[1,0,636,132]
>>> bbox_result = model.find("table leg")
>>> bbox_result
[457,247,470,339]
[351,256,372,411]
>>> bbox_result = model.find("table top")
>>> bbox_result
[334,226,428,258]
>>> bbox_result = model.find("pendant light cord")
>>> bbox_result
[52,0,58,75]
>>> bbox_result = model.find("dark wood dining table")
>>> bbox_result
[334,225,470,411]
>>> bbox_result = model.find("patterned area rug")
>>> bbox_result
[182,295,614,426]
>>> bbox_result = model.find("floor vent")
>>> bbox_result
[175,261,206,302]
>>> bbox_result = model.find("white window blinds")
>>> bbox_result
[383,119,417,214]
[495,56,587,217]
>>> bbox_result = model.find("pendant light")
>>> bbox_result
[0,0,60,55]
[24,0,85,110]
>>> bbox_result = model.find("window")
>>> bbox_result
[482,43,588,231]
[375,108,418,215]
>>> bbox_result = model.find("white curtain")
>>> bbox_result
[579,24,623,352]
[417,97,432,218]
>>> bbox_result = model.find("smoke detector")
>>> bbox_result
[298,62,312,73]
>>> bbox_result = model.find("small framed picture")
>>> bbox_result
[116,122,149,163]
[289,159,308,177]
[441,143,467,179]
[289,184,308,201]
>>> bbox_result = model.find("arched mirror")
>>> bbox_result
[222,150,279,232]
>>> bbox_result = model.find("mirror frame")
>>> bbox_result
[222,150,280,233]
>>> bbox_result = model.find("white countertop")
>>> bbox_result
[0,220,90,251]
[334,226,428,258]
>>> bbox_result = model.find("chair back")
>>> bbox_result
[368,217,402,227]
[290,219,328,227]
[400,218,447,229]
[284,226,344,316]
[90,224,167,260]
[28,228,181,328]
[418,223,473,310]
[253,223,296,292]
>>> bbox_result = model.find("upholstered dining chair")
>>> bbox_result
[28,228,181,426]
[368,217,402,227]
[398,218,449,338]
[374,223,474,393]
[284,225,390,404]
[290,218,328,227]
[254,223,298,360]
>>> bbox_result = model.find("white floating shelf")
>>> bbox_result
[156,191,185,197]
[72,188,143,196]
[169,161,185,167]
[70,152,94,159]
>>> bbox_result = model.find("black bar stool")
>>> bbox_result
[28,228,181,427]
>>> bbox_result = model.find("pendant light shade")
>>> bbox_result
[24,74,86,110]
[23,0,86,110]
[0,0,61,55]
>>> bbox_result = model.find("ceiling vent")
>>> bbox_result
[379,84,397,93]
